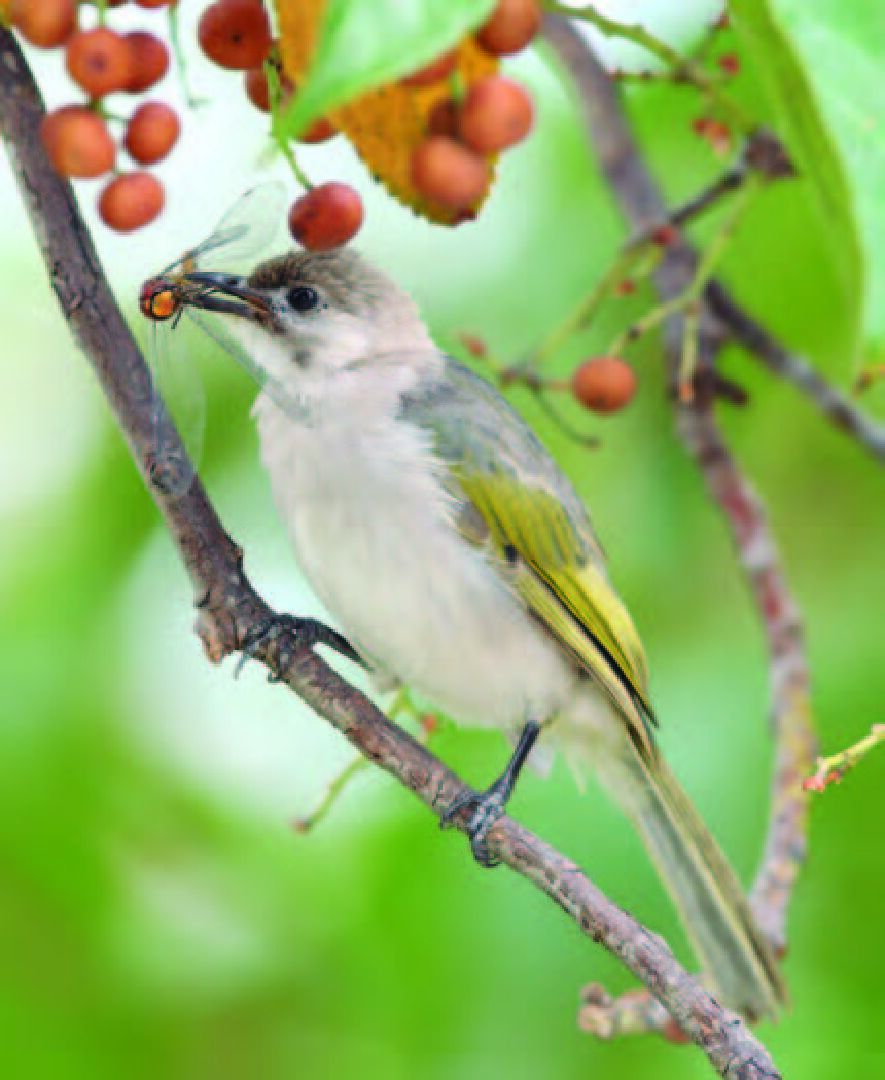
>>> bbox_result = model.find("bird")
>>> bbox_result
[179,247,785,1020]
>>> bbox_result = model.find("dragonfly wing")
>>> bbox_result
[146,319,205,496]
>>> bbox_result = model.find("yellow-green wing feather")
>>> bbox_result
[457,470,655,754]
[399,357,655,754]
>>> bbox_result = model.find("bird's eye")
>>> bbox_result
[287,285,319,312]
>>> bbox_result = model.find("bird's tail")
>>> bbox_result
[585,730,786,1020]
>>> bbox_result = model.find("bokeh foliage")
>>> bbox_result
[1,2,884,1078]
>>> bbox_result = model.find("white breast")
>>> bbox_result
[254,393,576,732]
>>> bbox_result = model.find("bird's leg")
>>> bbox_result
[440,720,542,868]
[235,613,364,680]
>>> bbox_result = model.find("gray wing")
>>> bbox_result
[399,355,604,564]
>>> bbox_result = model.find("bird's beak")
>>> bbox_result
[179,271,272,324]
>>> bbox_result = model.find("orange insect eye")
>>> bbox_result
[150,289,177,320]
[139,281,178,321]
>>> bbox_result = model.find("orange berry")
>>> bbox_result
[125,31,170,92]
[476,0,541,56]
[411,136,489,210]
[66,28,134,98]
[401,50,457,88]
[571,358,637,414]
[99,171,165,232]
[198,0,272,71]
[458,75,533,153]
[40,106,115,179]
[288,182,364,251]
[10,0,77,49]
[124,101,180,164]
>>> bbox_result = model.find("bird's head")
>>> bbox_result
[181,248,435,392]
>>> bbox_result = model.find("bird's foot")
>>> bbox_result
[235,613,363,680]
[440,778,510,868]
[439,720,542,868]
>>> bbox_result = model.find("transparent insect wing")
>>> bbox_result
[184,306,309,425]
[152,181,287,281]
[146,317,206,497]
[187,181,288,274]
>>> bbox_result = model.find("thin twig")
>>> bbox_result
[705,282,885,463]
[0,28,779,1080]
[804,724,885,794]
[543,10,816,1034]
[543,1,753,132]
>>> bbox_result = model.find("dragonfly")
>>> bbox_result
[139,181,288,495]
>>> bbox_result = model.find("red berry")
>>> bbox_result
[459,332,487,358]
[571,357,637,414]
[476,0,541,56]
[288,183,364,251]
[99,172,165,232]
[427,97,459,137]
[198,0,272,71]
[411,136,489,210]
[125,31,170,92]
[10,0,76,49]
[66,29,134,98]
[458,75,533,153]
[401,50,457,88]
[650,223,678,247]
[298,116,337,144]
[244,65,277,112]
[134,0,175,7]
[41,106,115,179]
[718,53,740,76]
[124,101,180,164]
[692,116,732,155]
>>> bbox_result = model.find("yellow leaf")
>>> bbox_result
[276,0,499,225]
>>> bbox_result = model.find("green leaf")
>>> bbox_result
[761,2,885,351]
[729,0,865,367]
[279,0,497,139]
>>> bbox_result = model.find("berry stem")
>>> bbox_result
[167,3,205,110]
[448,69,467,105]
[268,62,313,190]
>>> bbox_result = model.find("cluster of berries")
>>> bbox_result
[9,0,179,232]
[197,0,539,249]
[196,0,359,251]
[410,0,539,213]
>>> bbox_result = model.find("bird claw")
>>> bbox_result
[235,613,362,680]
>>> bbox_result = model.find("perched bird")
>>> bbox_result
[180,248,784,1020]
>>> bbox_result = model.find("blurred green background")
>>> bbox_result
[2,2,884,1078]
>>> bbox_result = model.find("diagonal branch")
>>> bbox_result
[0,27,779,1080]
[704,281,885,463]
[543,9,817,1033]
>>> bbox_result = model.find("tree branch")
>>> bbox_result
[0,27,779,1080]
[543,9,817,1034]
